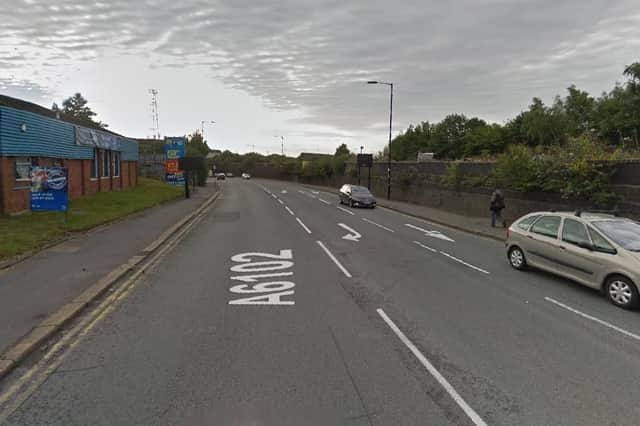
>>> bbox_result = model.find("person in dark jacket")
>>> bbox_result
[490,189,506,228]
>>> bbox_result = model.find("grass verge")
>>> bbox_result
[0,178,182,260]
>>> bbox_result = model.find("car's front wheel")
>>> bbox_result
[508,246,526,270]
[605,275,639,309]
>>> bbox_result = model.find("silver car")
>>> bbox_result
[506,211,640,309]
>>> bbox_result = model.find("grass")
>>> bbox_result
[0,178,183,260]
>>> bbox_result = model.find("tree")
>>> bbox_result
[564,85,595,137]
[623,62,640,82]
[334,143,351,157]
[55,93,108,129]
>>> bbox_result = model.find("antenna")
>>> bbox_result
[149,89,160,139]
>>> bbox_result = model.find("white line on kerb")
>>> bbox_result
[316,241,352,278]
[296,218,312,234]
[414,240,437,252]
[318,198,331,205]
[439,251,490,274]
[376,308,488,426]
[362,217,394,232]
[545,297,640,342]
[336,206,355,216]
[285,206,295,216]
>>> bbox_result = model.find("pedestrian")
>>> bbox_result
[490,189,506,228]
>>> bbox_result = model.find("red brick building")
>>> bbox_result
[0,95,139,215]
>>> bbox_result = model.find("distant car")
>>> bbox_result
[216,173,226,180]
[242,173,251,180]
[226,172,233,178]
[506,211,640,309]
[338,184,376,208]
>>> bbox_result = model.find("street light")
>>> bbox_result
[367,80,393,200]
[273,135,284,156]
[201,120,216,140]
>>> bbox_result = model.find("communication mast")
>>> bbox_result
[149,89,160,139]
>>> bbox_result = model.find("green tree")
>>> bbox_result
[334,143,351,157]
[564,85,595,137]
[55,93,108,129]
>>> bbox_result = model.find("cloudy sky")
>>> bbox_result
[1,0,639,155]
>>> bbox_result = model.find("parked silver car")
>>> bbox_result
[506,211,640,309]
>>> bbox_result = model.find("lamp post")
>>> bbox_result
[367,80,393,200]
[274,136,284,156]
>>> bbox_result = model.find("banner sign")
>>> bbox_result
[357,153,373,168]
[75,126,122,151]
[30,167,69,212]
[164,137,186,185]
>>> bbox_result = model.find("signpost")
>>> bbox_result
[30,166,69,224]
[356,153,373,189]
[164,137,186,186]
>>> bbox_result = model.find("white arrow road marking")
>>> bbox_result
[405,223,455,242]
[338,223,362,242]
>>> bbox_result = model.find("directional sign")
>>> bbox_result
[405,224,455,242]
[338,223,362,242]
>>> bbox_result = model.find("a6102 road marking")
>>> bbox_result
[228,250,295,305]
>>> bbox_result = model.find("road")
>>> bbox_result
[1,178,640,425]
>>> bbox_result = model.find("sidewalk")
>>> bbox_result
[300,182,506,241]
[0,181,219,356]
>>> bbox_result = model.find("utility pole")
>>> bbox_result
[274,136,284,156]
[367,81,394,200]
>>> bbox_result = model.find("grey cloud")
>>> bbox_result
[1,0,639,140]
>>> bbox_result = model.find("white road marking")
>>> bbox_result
[377,309,488,426]
[545,297,640,342]
[311,191,319,194]
[338,223,362,242]
[316,241,352,278]
[414,240,437,252]
[272,193,278,199]
[318,198,331,205]
[405,223,455,242]
[438,251,490,274]
[277,199,284,205]
[337,206,355,216]
[296,218,312,234]
[281,190,288,194]
[285,206,295,216]
[362,217,394,232]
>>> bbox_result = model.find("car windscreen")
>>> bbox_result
[592,220,640,251]
[351,187,372,196]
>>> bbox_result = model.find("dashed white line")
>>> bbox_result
[438,251,490,274]
[296,218,312,234]
[285,206,295,216]
[362,217,394,232]
[377,309,487,426]
[271,194,278,199]
[316,241,352,278]
[277,199,284,205]
[545,297,640,342]
[414,240,437,252]
[318,198,331,205]
[336,206,355,216]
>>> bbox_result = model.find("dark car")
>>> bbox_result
[338,184,376,208]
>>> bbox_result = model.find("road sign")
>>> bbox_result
[357,154,373,168]
[164,137,186,185]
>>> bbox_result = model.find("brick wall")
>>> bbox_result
[1,156,139,215]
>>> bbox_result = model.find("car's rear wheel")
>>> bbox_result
[508,246,526,270]
[605,275,639,309]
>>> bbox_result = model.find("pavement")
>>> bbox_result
[1,178,640,425]
[0,181,218,357]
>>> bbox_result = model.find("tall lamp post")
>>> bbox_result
[367,80,393,200]
[274,135,284,156]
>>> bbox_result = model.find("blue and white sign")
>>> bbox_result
[30,167,69,212]
[164,137,186,185]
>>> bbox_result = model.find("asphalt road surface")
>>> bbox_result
[2,178,640,425]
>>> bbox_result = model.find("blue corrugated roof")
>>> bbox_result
[0,106,138,160]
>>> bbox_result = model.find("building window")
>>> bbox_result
[113,151,121,177]
[101,150,111,177]
[15,157,35,181]
[91,149,99,178]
